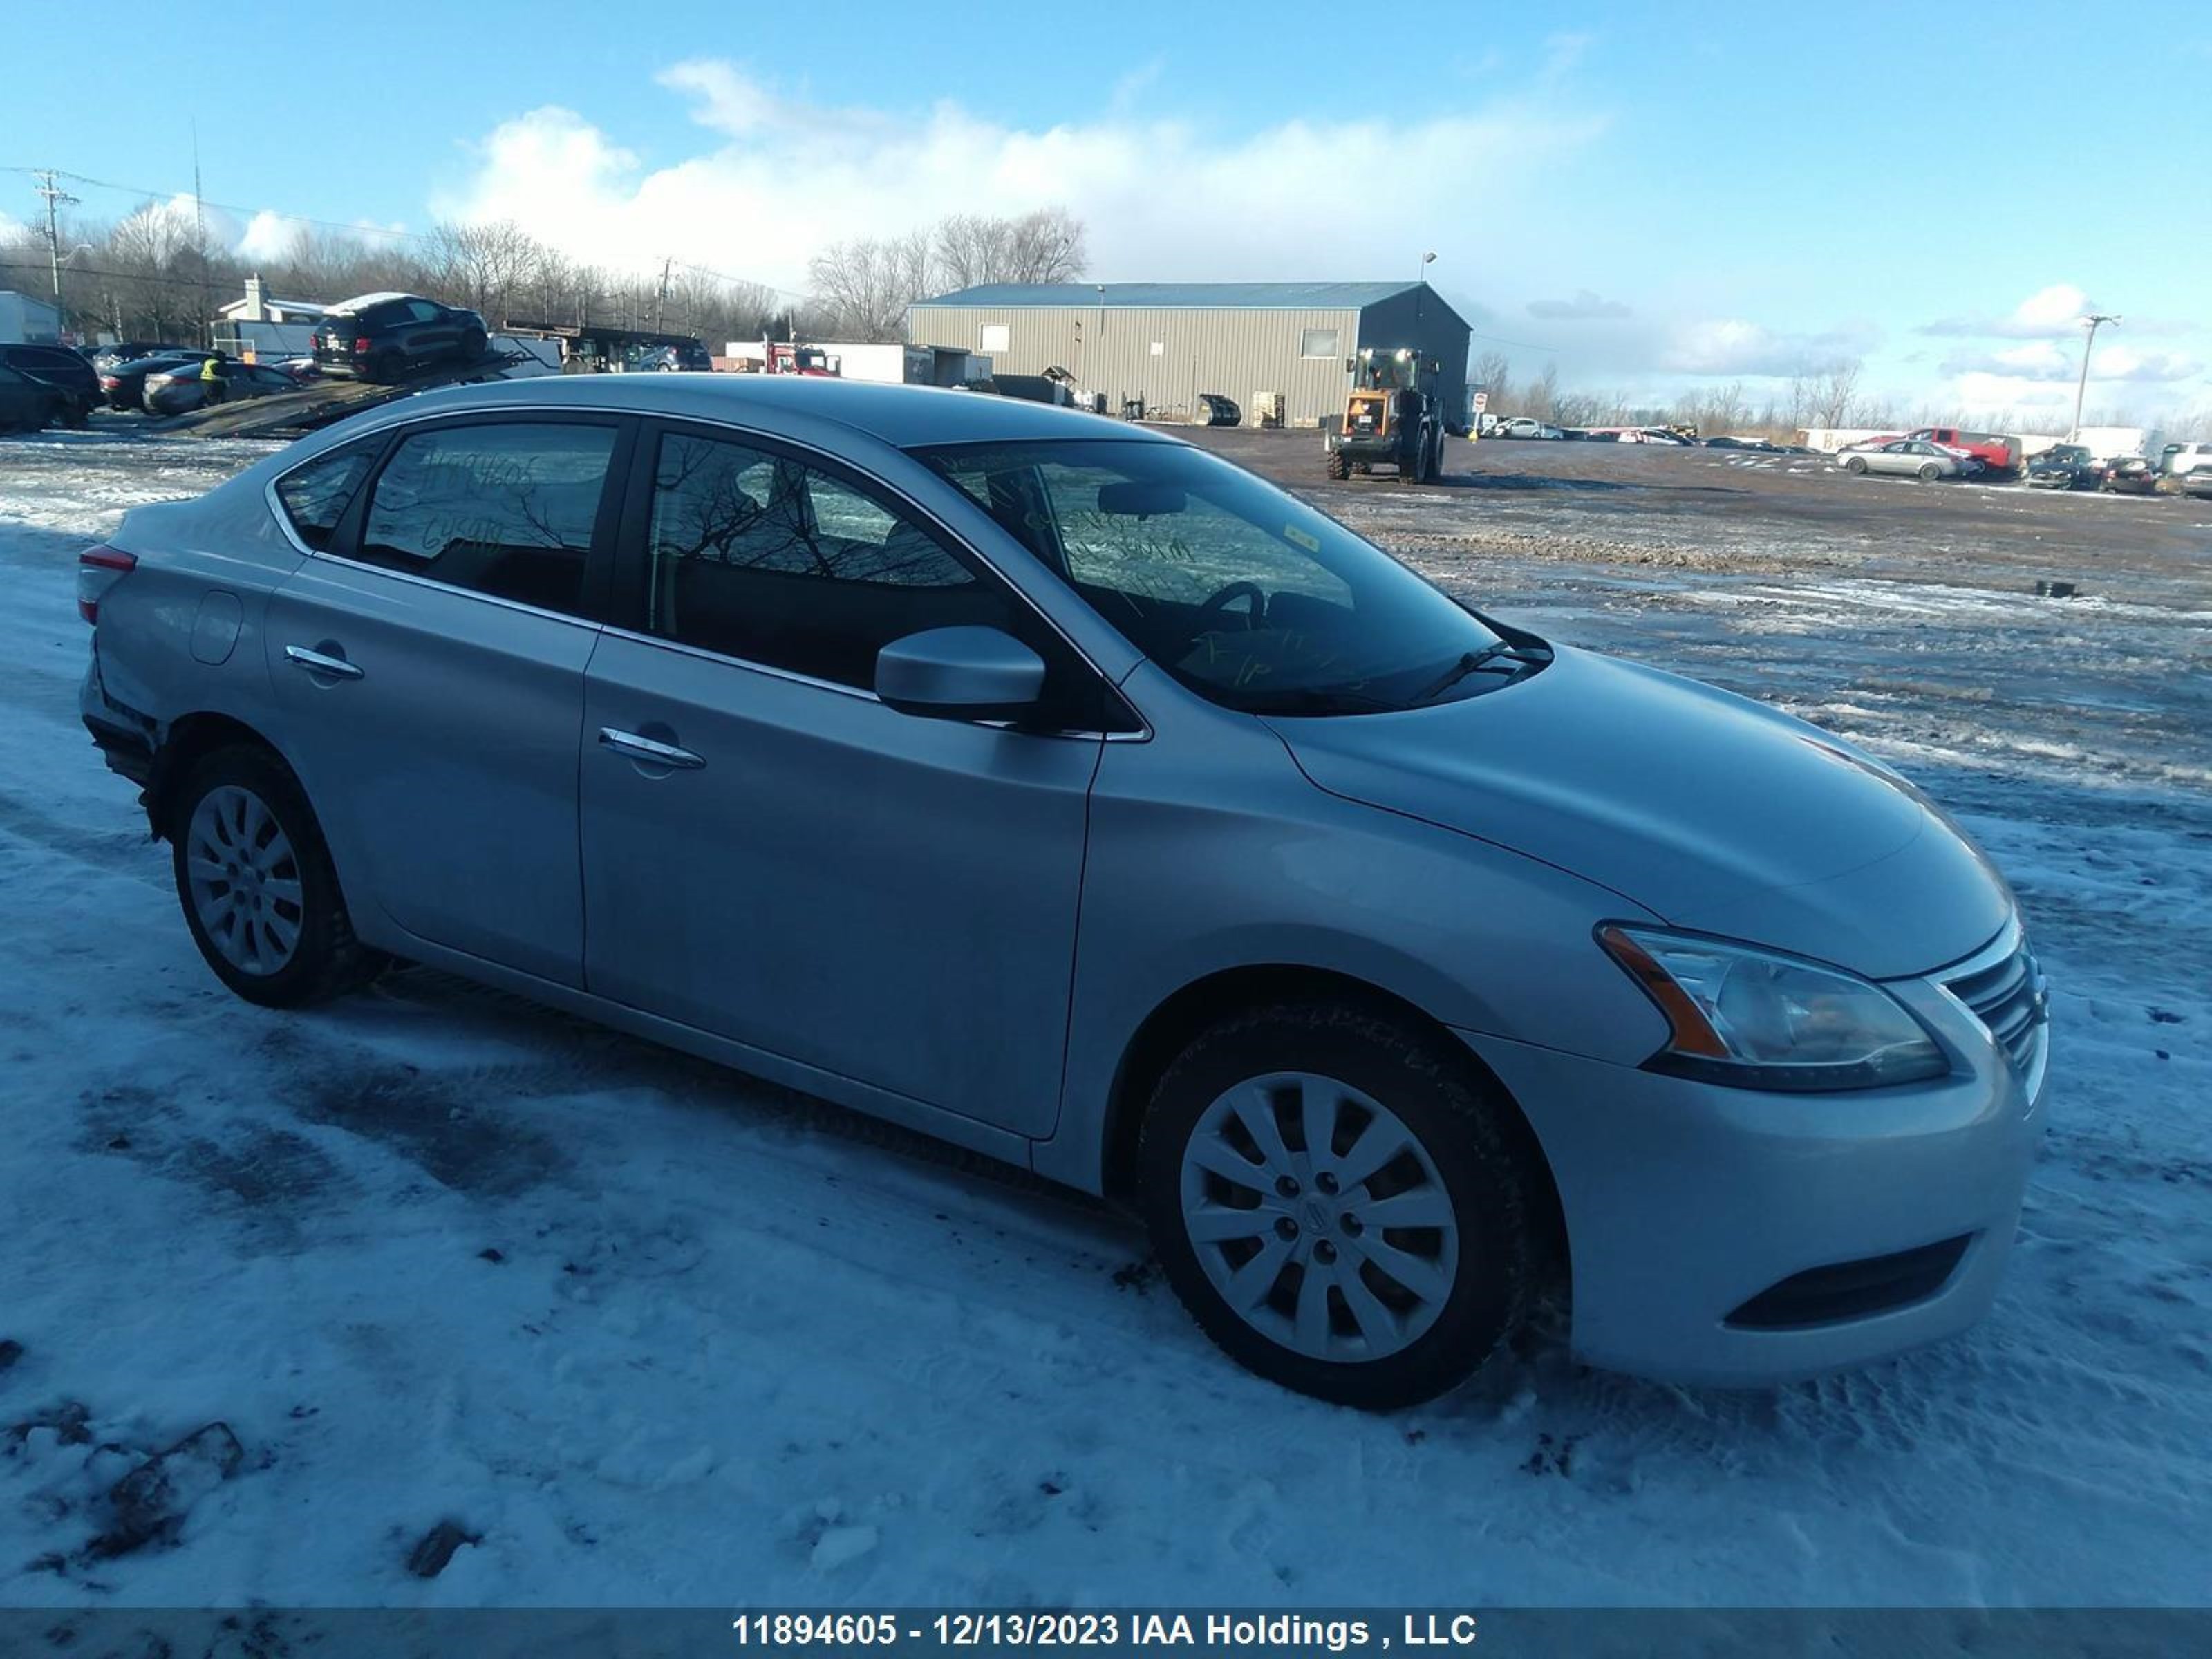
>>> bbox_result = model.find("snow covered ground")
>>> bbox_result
[0,431,2206,1609]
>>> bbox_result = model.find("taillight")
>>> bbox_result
[77,545,136,626]
[354,337,372,355]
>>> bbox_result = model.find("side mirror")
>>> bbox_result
[876,626,1046,722]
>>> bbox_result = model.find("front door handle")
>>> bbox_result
[283,644,364,680]
[598,727,706,770]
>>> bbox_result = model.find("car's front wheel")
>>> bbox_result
[1138,1002,1535,1409]
[1845,455,1868,474]
[170,745,383,1009]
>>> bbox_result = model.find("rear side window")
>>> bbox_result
[274,437,383,550]
[355,422,617,615]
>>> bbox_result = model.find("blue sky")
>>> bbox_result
[8,1,2208,418]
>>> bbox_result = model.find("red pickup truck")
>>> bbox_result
[1909,427,2021,476]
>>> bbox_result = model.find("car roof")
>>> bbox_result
[326,291,418,314]
[386,374,1185,451]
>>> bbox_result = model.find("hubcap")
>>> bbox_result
[185,785,304,976]
[1179,1071,1459,1362]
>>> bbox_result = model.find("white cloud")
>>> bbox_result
[1941,339,2201,384]
[1526,288,1631,321]
[1658,317,1880,377]
[237,210,294,261]
[1921,283,2098,339]
[433,62,1609,294]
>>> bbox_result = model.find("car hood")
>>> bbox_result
[1269,646,2012,979]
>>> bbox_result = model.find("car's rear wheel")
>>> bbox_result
[1138,1002,1535,1409]
[367,350,402,384]
[461,327,487,362]
[1845,455,1868,474]
[1918,462,1941,482]
[171,745,383,1009]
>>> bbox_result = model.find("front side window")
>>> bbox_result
[644,429,995,689]
[355,421,616,615]
[274,435,383,550]
[918,440,1519,715]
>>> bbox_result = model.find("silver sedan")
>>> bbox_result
[1841,438,1973,480]
[77,377,2047,1408]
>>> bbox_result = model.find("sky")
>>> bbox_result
[6,0,2209,420]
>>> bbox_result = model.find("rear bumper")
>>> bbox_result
[1459,984,2045,1386]
[79,653,156,788]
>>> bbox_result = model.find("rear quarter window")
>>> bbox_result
[274,437,384,551]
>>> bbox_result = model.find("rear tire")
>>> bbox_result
[367,350,402,384]
[169,745,384,1009]
[462,327,487,362]
[1918,462,1940,482]
[1138,1002,1535,1410]
[1327,449,1350,481]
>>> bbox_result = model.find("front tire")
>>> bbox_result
[170,745,382,1009]
[1845,455,1868,474]
[1137,1003,1535,1409]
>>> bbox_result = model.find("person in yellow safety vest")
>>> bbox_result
[198,356,226,408]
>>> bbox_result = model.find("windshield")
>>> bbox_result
[915,438,1526,715]
[1356,350,1418,391]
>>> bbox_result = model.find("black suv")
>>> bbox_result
[312,292,489,382]
[631,339,714,372]
[0,343,99,427]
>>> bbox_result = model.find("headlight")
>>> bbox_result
[1597,925,1949,1091]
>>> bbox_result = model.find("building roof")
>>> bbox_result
[915,281,1426,312]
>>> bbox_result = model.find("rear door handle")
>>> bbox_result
[283,644,364,680]
[598,727,706,770]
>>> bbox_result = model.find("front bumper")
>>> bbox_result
[1330,433,1414,465]
[1459,956,2046,1385]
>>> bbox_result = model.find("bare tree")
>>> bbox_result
[1524,362,1562,422]
[808,230,934,341]
[1802,357,1863,429]
[1471,350,1512,410]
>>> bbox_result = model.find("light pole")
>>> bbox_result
[2070,312,2120,442]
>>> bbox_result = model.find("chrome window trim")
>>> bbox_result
[293,544,606,630]
[264,401,1154,742]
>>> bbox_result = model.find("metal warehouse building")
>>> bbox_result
[906,281,1471,429]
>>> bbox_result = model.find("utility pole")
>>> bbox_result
[192,122,212,349]
[34,170,79,335]
[2070,313,2120,442]
[655,256,672,335]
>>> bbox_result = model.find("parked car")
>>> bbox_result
[2024,444,2104,491]
[2180,467,2212,499]
[1497,417,1563,440]
[631,340,714,373]
[311,292,489,382]
[143,359,301,415]
[2100,457,2162,496]
[1841,439,1970,481]
[0,362,69,433]
[2156,441,2212,477]
[100,352,214,413]
[0,341,98,427]
[78,377,2049,1409]
[1907,427,2021,476]
[93,341,202,373]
